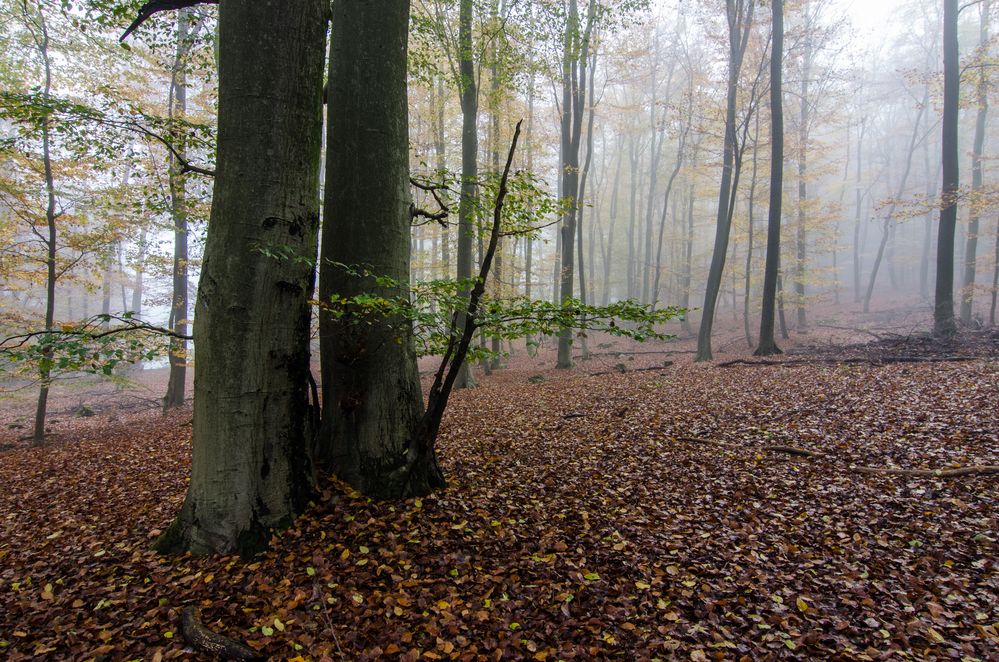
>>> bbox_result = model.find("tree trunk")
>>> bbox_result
[319,0,441,499]
[164,8,192,411]
[863,92,926,313]
[489,0,503,369]
[960,0,989,325]
[454,0,477,388]
[626,137,640,301]
[935,0,959,337]
[29,2,56,447]
[853,118,866,303]
[794,7,811,332]
[696,0,754,361]
[556,0,595,369]
[743,112,760,348]
[680,181,695,335]
[156,0,327,557]
[602,136,624,306]
[756,0,783,357]
[576,52,597,360]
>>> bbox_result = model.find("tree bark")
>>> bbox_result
[556,0,595,369]
[319,0,441,498]
[794,4,811,332]
[163,8,192,411]
[156,0,326,556]
[960,0,989,325]
[756,0,783,356]
[695,0,754,361]
[935,0,959,337]
[29,1,57,446]
[863,92,926,313]
[454,0,478,388]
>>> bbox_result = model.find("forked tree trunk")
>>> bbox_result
[156,0,327,557]
[556,0,595,369]
[318,0,443,499]
[696,0,754,361]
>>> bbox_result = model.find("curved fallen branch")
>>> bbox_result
[677,437,998,479]
[717,356,979,367]
[849,465,999,477]
[181,606,262,661]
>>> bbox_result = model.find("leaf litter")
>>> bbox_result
[0,340,996,660]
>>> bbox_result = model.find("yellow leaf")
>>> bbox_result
[796,597,809,612]
[273,618,285,632]
[635,581,651,590]
[926,627,945,643]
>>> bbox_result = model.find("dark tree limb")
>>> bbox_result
[409,177,450,226]
[119,0,219,42]
[403,120,523,493]
[1,314,192,350]
[180,607,263,661]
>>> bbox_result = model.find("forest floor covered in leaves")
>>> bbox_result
[1,316,997,660]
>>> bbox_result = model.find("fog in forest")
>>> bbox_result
[1,0,995,377]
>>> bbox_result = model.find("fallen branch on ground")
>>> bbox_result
[717,356,978,368]
[589,364,674,377]
[180,606,262,661]
[849,465,999,477]
[675,437,998,479]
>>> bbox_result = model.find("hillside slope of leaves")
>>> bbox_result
[0,336,997,661]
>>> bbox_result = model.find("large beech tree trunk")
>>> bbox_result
[318,0,443,499]
[156,0,327,557]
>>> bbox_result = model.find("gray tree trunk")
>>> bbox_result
[756,0,783,356]
[318,0,443,499]
[556,0,595,369]
[794,7,811,332]
[935,0,959,337]
[164,8,192,411]
[28,2,56,446]
[454,0,477,388]
[695,0,755,361]
[156,0,327,557]
[960,0,989,325]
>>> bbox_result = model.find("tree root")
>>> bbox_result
[676,437,998,479]
[181,606,263,661]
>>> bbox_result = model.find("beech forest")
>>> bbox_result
[0,0,997,660]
